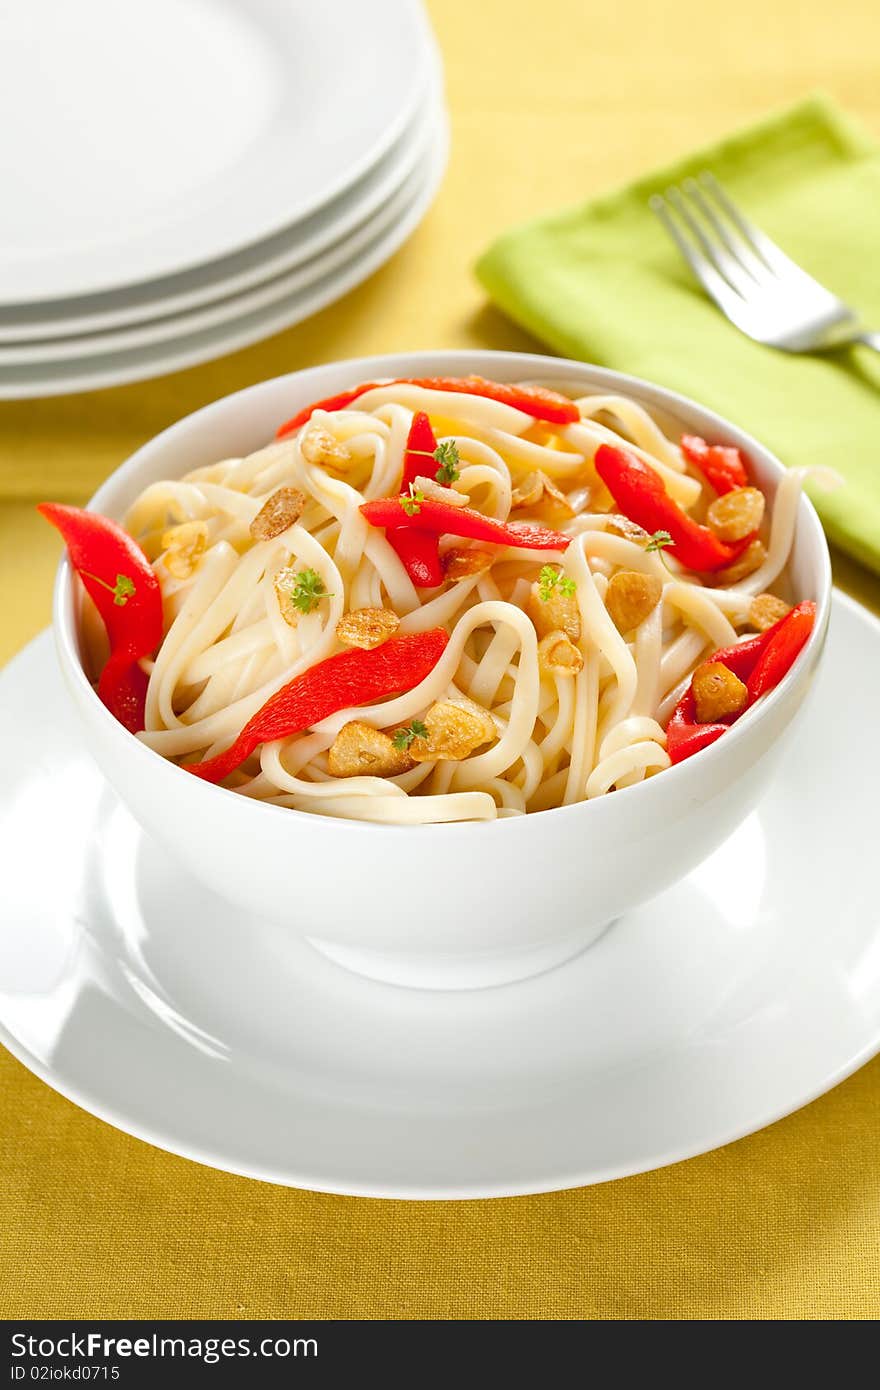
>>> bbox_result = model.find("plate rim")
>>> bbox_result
[1,590,878,1200]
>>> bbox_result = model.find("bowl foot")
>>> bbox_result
[307,919,612,991]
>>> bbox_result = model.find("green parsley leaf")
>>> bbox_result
[392,719,429,752]
[82,570,136,606]
[432,440,461,485]
[538,564,576,602]
[644,529,673,553]
[113,574,136,605]
[400,484,424,517]
[408,439,462,486]
[286,567,331,615]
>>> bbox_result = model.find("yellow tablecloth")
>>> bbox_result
[2,0,880,1322]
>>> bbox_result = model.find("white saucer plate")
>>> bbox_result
[1,591,878,1199]
[0,73,441,344]
[0,117,449,398]
[0,0,434,303]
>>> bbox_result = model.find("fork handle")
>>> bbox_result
[857,332,880,353]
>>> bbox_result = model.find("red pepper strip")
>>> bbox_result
[384,411,445,587]
[666,601,815,764]
[386,527,445,587]
[276,375,579,438]
[360,497,570,551]
[276,382,387,437]
[594,444,748,572]
[710,604,811,689]
[37,503,163,733]
[400,409,438,493]
[680,435,749,496]
[708,629,778,683]
[184,628,450,785]
[746,601,815,702]
[666,691,728,764]
[401,377,580,425]
[99,651,151,735]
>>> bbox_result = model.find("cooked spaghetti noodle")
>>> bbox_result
[109,379,805,823]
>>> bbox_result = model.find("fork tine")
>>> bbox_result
[651,173,865,352]
[665,186,758,299]
[648,194,745,316]
[697,172,814,283]
[680,177,773,285]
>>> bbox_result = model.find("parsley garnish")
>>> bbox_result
[432,441,461,485]
[538,564,576,602]
[400,484,425,517]
[409,440,461,486]
[644,529,673,553]
[286,567,331,615]
[392,719,428,751]
[82,571,136,606]
[113,574,136,605]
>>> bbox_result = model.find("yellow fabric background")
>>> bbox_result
[2,0,879,1321]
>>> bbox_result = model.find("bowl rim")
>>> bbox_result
[52,348,832,836]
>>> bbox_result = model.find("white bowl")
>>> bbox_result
[52,351,831,990]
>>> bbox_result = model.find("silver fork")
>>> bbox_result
[650,172,880,355]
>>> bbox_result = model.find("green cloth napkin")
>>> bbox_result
[476,95,880,575]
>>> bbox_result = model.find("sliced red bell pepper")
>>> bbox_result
[666,601,816,764]
[400,377,580,425]
[746,601,816,701]
[378,411,570,582]
[185,628,450,785]
[361,496,570,551]
[276,375,580,439]
[38,503,163,733]
[666,690,728,763]
[277,382,387,437]
[399,409,439,493]
[680,434,749,496]
[380,411,445,587]
[99,650,151,736]
[594,444,750,572]
[386,526,444,588]
[706,629,779,684]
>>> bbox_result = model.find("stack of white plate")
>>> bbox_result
[0,0,447,398]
